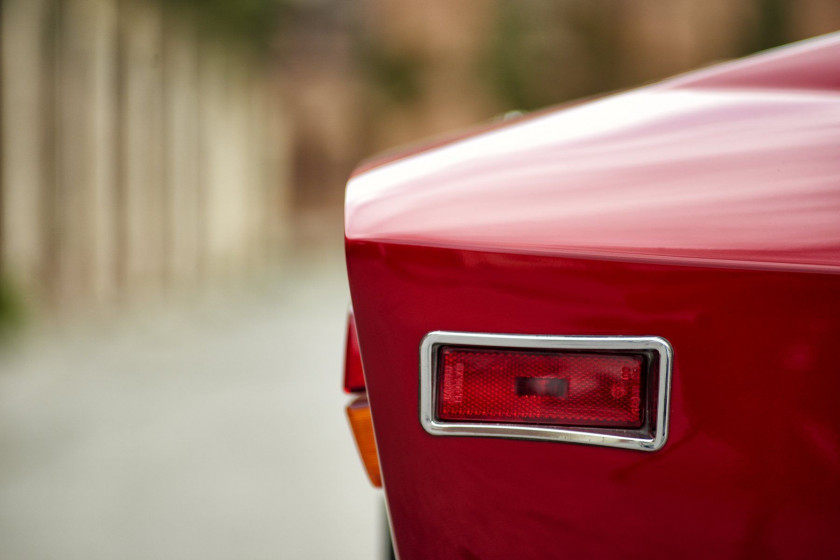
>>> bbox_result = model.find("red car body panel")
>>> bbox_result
[345,34,840,559]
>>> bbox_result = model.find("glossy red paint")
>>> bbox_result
[345,34,840,559]
[346,34,840,272]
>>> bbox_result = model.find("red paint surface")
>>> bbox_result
[345,34,840,559]
[348,245,840,559]
[346,34,840,272]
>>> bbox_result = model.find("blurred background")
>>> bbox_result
[0,0,837,558]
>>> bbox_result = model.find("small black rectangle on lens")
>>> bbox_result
[515,377,568,398]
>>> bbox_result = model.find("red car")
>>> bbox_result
[343,33,840,559]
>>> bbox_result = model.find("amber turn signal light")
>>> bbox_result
[346,396,382,487]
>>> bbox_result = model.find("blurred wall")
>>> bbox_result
[0,0,290,314]
[284,0,840,205]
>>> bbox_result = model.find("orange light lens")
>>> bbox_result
[346,396,382,487]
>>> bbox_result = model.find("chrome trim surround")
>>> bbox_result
[419,331,673,452]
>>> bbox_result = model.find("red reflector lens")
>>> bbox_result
[438,347,645,428]
[343,312,366,393]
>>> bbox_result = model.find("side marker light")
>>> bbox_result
[420,332,673,451]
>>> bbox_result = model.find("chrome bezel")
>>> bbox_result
[419,331,673,452]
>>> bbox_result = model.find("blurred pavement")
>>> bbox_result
[0,231,381,559]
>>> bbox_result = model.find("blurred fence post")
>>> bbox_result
[161,5,200,288]
[56,0,118,306]
[117,0,165,298]
[1,0,53,302]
